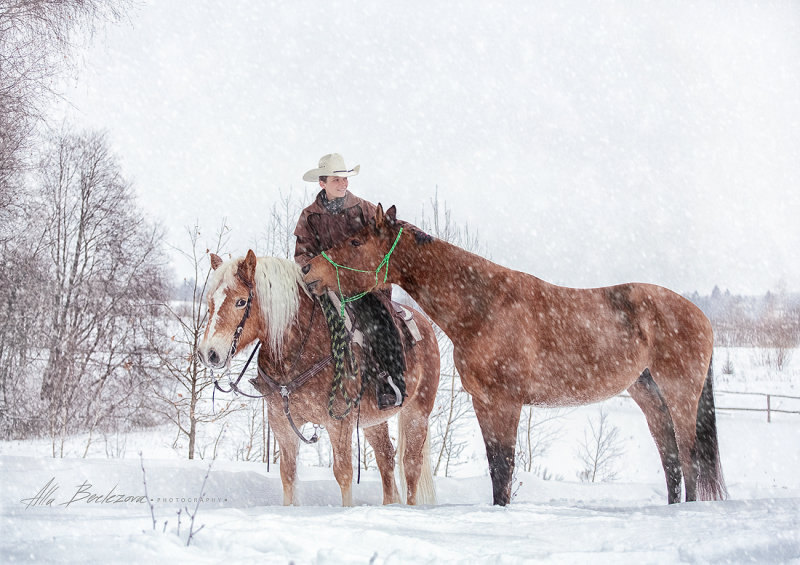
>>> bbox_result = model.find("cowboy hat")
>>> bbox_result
[302,153,360,182]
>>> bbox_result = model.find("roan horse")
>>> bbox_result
[302,205,727,506]
[198,250,440,506]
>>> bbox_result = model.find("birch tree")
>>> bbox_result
[0,131,168,455]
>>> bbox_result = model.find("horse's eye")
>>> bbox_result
[350,239,362,247]
[235,298,247,308]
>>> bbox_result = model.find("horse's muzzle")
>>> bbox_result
[197,346,226,370]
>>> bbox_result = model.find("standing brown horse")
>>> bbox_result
[302,204,727,506]
[198,250,440,506]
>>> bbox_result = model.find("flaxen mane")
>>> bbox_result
[208,256,309,359]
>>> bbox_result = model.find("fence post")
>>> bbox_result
[767,394,771,423]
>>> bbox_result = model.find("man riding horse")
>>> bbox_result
[295,153,407,410]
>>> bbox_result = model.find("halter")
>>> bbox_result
[320,227,403,317]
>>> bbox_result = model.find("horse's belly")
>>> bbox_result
[455,335,646,407]
[525,364,640,406]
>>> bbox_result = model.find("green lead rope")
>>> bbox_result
[320,228,403,318]
[319,293,363,420]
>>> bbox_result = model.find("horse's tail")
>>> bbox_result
[694,356,728,500]
[416,428,437,505]
[397,423,437,505]
[397,423,407,502]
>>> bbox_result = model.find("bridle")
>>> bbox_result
[228,287,254,360]
[212,284,258,396]
[212,293,329,444]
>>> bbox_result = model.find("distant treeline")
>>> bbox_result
[685,288,800,348]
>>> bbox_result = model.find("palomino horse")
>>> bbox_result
[198,250,440,506]
[302,205,727,506]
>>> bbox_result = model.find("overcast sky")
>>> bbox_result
[51,0,800,295]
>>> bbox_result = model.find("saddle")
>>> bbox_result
[326,291,422,408]
[326,291,423,350]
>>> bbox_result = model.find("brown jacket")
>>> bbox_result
[293,190,378,266]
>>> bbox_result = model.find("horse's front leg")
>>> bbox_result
[363,422,401,505]
[268,406,301,506]
[472,395,523,506]
[328,420,355,506]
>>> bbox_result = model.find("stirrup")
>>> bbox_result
[377,371,403,408]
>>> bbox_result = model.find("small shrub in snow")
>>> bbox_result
[576,407,625,483]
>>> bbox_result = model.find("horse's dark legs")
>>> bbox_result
[627,369,683,504]
[472,397,522,506]
[650,357,712,503]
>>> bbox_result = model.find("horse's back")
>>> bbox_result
[453,276,712,406]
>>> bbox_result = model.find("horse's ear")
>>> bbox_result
[385,205,397,225]
[237,250,257,286]
[374,203,396,229]
[375,203,385,227]
[210,253,223,270]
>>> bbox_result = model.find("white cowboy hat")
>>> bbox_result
[302,153,360,182]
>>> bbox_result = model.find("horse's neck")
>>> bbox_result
[393,236,501,334]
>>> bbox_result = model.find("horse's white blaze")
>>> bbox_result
[206,285,228,341]
[198,276,238,367]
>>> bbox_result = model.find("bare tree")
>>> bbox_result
[360,433,375,472]
[418,187,486,256]
[430,362,470,477]
[0,240,50,437]
[41,129,169,453]
[232,400,267,462]
[753,288,798,371]
[257,187,308,259]
[0,127,171,449]
[515,407,565,475]
[0,0,132,211]
[2,2,137,418]
[576,406,625,483]
[147,221,241,459]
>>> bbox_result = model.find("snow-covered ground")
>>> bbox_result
[2,347,799,564]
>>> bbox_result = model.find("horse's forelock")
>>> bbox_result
[208,257,239,297]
